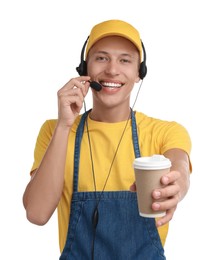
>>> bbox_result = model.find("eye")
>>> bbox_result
[95,56,108,62]
[120,58,131,64]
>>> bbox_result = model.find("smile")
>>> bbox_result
[100,81,123,89]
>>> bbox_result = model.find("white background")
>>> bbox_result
[0,0,215,259]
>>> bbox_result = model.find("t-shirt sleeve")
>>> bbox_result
[30,120,57,174]
[159,121,192,172]
[160,121,192,155]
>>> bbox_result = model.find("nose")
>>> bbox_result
[104,60,120,76]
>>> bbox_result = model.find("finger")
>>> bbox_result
[161,170,180,185]
[58,95,84,119]
[152,195,179,213]
[58,86,86,104]
[58,90,85,109]
[129,183,136,192]
[72,78,90,96]
[152,183,180,200]
[58,76,90,93]
[58,93,83,113]
[156,207,176,227]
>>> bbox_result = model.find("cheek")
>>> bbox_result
[86,58,94,75]
[86,61,92,75]
[135,75,141,83]
[131,64,140,83]
[87,61,101,76]
[130,69,140,83]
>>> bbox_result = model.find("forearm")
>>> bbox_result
[23,124,70,225]
[164,148,190,201]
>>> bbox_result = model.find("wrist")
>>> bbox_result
[55,121,72,134]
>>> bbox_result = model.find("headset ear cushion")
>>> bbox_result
[76,60,87,76]
[139,61,147,79]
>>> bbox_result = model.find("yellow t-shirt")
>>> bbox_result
[31,111,192,252]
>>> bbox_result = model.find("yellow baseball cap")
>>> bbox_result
[85,19,142,60]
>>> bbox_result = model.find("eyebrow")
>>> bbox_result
[93,51,136,59]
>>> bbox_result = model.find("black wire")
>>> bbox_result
[84,79,143,198]
[95,79,144,209]
[84,101,97,194]
[131,79,144,110]
[91,207,99,260]
[83,79,143,259]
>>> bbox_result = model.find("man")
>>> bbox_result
[23,19,192,259]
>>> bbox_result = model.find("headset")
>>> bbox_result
[76,36,147,91]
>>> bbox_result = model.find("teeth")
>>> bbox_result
[102,82,122,88]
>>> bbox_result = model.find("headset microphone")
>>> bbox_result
[88,81,102,91]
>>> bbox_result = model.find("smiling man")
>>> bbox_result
[23,19,192,259]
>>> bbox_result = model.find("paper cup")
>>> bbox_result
[133,155,171,218]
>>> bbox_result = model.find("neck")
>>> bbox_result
[90,106,131,123]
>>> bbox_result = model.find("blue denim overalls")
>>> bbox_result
[60,110,166,260]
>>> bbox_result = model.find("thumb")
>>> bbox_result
[130,182,137,192]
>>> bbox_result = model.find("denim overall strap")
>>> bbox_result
[73,109,91,192]
[131,109,141,158]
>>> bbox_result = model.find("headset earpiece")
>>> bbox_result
[76,36,89,76]
[139,61,147,79]
[139,40,147,79]
[76,60,87,76]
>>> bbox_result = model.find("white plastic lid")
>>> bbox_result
[133,155,171,170]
